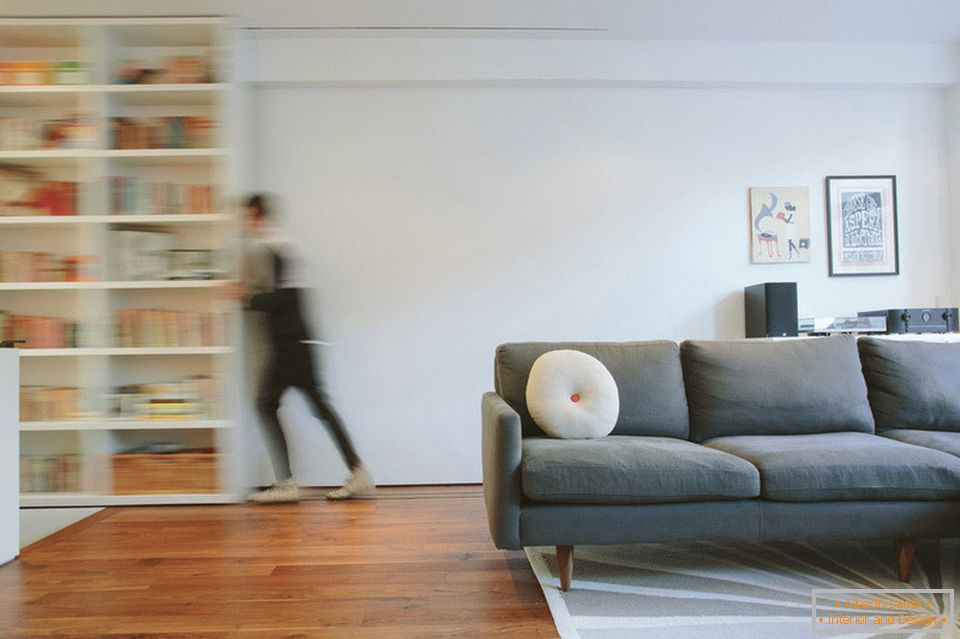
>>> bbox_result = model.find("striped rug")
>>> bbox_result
[526,540,960,639]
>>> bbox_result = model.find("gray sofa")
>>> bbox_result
[481,335,960,590]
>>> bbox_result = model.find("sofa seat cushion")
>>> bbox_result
[881,429,960,458]
[521,435,760,505]
[704,432,960,502]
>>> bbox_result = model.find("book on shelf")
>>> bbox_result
[20,386,87,421]
[117,55,212,85]
[111,177,213,215]
[20,454,83,493]
[0,251,98,282]
[105,376,221,420]
[0,252,54,282]
[110,228,175,280]
[0,113,96,150]
[111,116,214,150]
[0,165,79,216]
[0,60,90,86]
[0,311,79,348]
[110,228,222,280]
[116,308,228,347]
[22,375,221,422]
[167,249,221,280]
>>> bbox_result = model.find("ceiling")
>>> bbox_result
[4,0,960,43]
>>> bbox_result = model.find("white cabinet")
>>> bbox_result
[0,349,19,563]
[0,17,240,507]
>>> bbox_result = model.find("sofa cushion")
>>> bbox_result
[525,350,620,439]
[704,432,960,502]
[882,429,960,458]
[521,435,760,505]
[682,335,875,442]
[496,341,689,438]
[858,338,960,432]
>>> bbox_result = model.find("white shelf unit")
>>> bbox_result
[0,17,240,507]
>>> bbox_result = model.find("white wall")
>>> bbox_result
[948,85,960,306]
[5,2,958,487]
[250,83,951,486]
[248,37,960,87]
[0,350,19,562]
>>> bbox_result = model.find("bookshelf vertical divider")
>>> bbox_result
[0,17,240,507]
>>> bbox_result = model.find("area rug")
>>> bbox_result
[526,540,960,639]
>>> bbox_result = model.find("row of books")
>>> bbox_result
[0,113,97,151]
[111,229,222,280]
[0,312,80,349]
[0,250,220,283]
[0,175,79,216]
[20,386,89,422]
[105,376,222,420]
[0,252,98,283]
[20,454,83,493]
[111,116,214,149]
[0,252,98,282]
[117,56,212,85]
[116,309,228,347]
[21,375,222,423]
[0,309,226,348]
[0,60,90,86]
[111,178,214,215]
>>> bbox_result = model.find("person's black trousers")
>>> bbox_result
[255,343,361,481]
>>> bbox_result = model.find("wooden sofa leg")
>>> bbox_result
[895,539,917,583]
[557,545,573,592]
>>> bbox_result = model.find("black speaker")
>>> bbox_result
[744,282,798,338]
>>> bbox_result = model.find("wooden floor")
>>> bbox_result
[0,486,557,638]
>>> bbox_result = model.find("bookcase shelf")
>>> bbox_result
[21,419,230,432]
[21,492,235,508]
[1,16,239,507]
[0,149,228,162]
[0,280,231,291]
[0,213,233,226]
[0,84,224,107]
[105,84,226,105]
[17,347,233,357]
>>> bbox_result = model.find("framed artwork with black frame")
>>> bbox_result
[825,175,899,277]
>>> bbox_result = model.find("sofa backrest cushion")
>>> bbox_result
[858,338,960,432]
[495,341,689,438]
[681,335,875,442]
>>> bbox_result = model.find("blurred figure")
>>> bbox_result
[239,194,374,503]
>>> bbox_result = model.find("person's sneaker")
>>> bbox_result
[326,466,376,500]
[248,477,299,504]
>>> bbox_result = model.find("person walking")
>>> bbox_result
[239,194,374,503]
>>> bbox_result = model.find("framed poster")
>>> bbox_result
[749,187,810,263]
[825,175,899,276]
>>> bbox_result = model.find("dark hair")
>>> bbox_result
[246,193,270,219]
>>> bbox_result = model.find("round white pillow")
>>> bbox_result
[525,350,620,439]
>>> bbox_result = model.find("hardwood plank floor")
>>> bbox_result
[0,486,557,639]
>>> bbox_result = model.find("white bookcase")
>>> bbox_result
[0,349,18,560]
[0,17,240,507]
